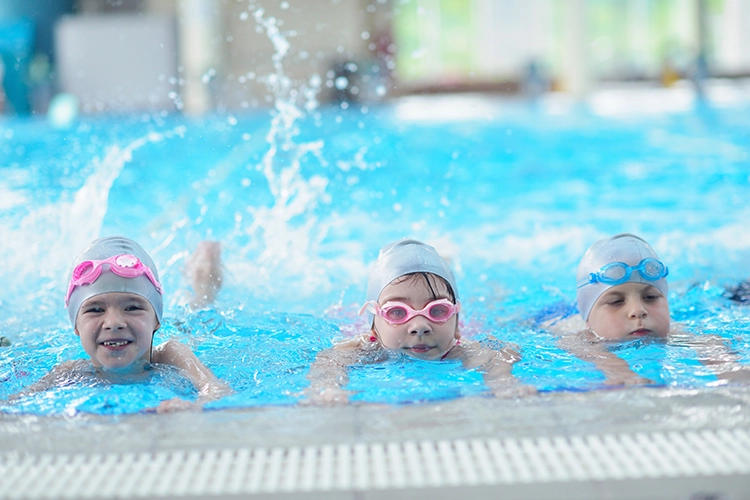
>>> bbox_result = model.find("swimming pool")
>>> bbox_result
[2,83,750,496]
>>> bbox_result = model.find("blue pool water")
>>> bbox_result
[1,90,750,415]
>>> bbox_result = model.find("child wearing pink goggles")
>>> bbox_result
[304,238,535,406]
[12,236,231,413]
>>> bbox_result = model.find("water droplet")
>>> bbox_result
[335,76,349,90]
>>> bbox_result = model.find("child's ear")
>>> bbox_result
[368,326,379,343]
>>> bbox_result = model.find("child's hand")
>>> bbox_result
[153,397,203,413]
[301,387,351,406]
[487,378,538,398]
[716,366,750,382]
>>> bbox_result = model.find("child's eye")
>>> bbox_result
[384,307,407,320]
[429,304,450,318]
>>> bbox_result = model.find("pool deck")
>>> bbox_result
[2,385,749,498]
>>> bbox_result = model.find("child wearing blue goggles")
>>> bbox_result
[543,233,749,386]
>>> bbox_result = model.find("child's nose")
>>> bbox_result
[103,311,126,329]
[628,301,648,319]
[408,316,432,336]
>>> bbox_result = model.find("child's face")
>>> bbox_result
[586,282,670,340]
[373,274,460,360]
[74,292,160,372]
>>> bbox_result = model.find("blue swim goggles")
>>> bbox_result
[577,258,668,289]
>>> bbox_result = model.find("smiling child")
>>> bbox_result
[11,236,231,412]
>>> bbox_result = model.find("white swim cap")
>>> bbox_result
[66,236,164,326]
[576,233,668,321]
[365,239,458,321]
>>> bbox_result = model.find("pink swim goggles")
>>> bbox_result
[65,254,163,306]
[360,299,460,325]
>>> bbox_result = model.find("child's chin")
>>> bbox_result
[97,356,141,372]
[406,350,440,361]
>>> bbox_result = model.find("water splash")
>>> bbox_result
[0,127,185,296]
[229,9,345,304]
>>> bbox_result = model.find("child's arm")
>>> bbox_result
[5,360,84,400]
[559,330,653,386]
[671,328,750,382]
[457,339,536,397]
[303,335,367,406]
[185,241,223,309]
[152,340,233,412]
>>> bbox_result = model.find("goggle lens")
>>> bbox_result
[72,261,96,280]
[641,259,665,279]
[384,307,408,322]
[601,263,628,282]
[428,303,452,320]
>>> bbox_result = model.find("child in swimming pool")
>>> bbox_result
[10,236,231,412]
[305,239,533,405]
[544,233,749,385]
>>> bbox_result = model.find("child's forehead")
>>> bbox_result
[601,282,661,296]
[384,273,451,294]
[82,292,151,305]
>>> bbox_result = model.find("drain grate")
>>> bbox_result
[1,428,749,498]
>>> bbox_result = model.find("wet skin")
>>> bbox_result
[586,282,670,340]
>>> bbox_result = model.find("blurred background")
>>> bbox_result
[0,0,749,116]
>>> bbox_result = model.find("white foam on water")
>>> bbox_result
[0,128,183,297]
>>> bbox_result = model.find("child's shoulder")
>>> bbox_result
[152,339,191,360]
[56,359,92,374]
[541,313,586,336]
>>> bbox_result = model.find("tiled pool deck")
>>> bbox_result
[2,386,749,498]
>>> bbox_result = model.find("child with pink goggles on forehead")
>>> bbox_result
[10,236,231,413]
[304,238,535,405]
